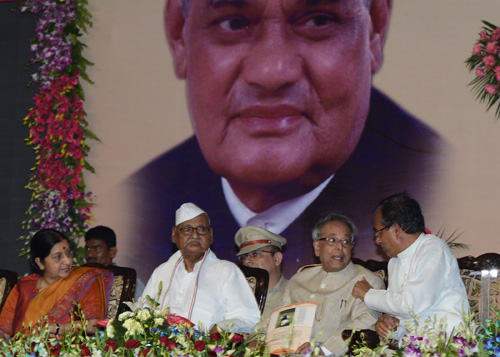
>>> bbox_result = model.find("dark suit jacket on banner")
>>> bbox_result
[126,88,446,280]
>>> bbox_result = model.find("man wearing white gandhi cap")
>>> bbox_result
[235,226,288,321]
[141,202,260,333]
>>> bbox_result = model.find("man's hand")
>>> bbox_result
[375,314,399,339]
[351,277,373,301]
[295,342,325,355]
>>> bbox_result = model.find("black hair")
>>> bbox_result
[85,226,116,248]
[376,193,425,234]
[30,229,70,275]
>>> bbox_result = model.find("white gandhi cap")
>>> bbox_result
[175,203,207,226]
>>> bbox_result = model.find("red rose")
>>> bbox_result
[50,343,62,356]
[208,350,216,357]
[194,340,207,351]
[105,340,117,351]
[139,348,150,356]
[159,336,169,345]
[78,344,91,356]
[231,334,244,344]
[210,332,221,341]
[124,339,141,349]
[165,341,177,350]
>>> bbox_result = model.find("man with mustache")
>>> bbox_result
[140,202,260,333]
[84,226,145,299]
[128,0,445,279]
[352,193,469,342]
[235,226,288,321]
[85,226,117,267]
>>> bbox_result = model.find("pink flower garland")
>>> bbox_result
[466,21,500,119]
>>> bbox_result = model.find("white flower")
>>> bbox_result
[123,319,144,336]
[91,350,103,357]
[154,317,165,326]
[123,318,135,330]
[124,296,148,312]
[137,310,151,321]
[106,321,115,338]
[118,311,133,321]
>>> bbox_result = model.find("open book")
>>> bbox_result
[265,302,318,355]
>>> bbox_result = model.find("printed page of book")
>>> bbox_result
[265,302,318,355]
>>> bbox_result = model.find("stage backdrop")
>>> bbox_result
[3,0,498,280]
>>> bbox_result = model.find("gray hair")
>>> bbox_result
[312,214,357,243]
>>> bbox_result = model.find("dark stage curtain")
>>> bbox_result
[0,2,37,275]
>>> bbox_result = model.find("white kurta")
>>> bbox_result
[141,249,260,333]
[364,233,469,340]
[282,262,384,356]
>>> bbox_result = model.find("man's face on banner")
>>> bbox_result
[167,0,389,193]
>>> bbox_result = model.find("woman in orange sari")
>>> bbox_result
[0,229,112,340]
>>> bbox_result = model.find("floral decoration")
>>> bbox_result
[0,301,271,357]
[477,308,500,356]
[352,308,500,356]
[101,299,269,357]
[466,21,500,120]
[18,0,96,263]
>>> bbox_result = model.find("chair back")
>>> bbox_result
[238,265,269,314]
[457,253,500,322]
[82,263,137,319]
[0,269,18,312]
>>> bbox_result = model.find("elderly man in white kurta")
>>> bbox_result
[282,214,384,356]
[352,193,469,342]
[141,203,260,333]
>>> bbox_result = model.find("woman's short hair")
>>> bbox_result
[30,229,69,275]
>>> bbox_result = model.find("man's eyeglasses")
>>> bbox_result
[238,249,275,263]
[178,225,211,236]
[374,224,391,238]
[316,235,353,247]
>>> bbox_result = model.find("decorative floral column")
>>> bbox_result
[18,0,96,263]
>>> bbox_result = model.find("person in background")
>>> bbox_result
[235,226,288,321]
[128,0,446,280]
[85,225,145,299]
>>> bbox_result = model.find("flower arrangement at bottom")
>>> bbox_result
[350,308,500,356]
[101,303,269,357]
[0,305,270,357]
